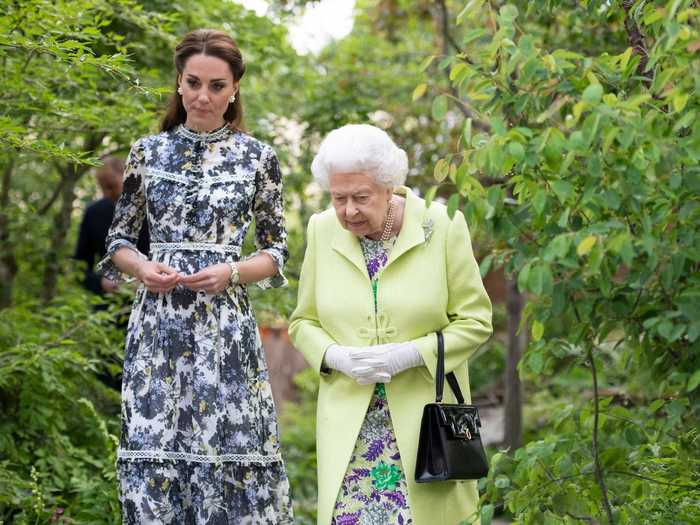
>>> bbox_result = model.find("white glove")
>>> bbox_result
[323,344,392,384]
[351,341,424,382]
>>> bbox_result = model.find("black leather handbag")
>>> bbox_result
[415,331,489,482]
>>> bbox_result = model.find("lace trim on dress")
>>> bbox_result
[146,168,251,186]
[146,168,189,184]
[175,124,231,143]
[118,449,283,464]
[150,242,239,254]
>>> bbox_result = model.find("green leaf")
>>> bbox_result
[494,475,511,488]
[508,141,525,161]
[449,63,468,81]
[432,95,448,120]
[532,189,547,216]
[577,235,597,256]
[499,4,519,21]
[479,254,493,278]
[529,350,544,374]
[424,185,438,208]
[517,263,531,293]
[687,370,700,392]
[434,159,449,182]
[532,320,544,341]
[544,234,571,261]
[412,83,427,101]
[582,83,603,104]
[558,207,571,228]
[480,504,494,525]
[528,264,554,295]
[446,193,460,219]
[551,180,574,204]
[673,92,689,112]
[457,0,485,24]
[619,47,633,70]
[419,55,436,71]
[463,118,473,146]
[649,399,664,412]
[657,319,674,341]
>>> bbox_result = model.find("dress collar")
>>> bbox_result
[175,123,231,143]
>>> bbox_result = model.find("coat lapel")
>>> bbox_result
[387,187,427,267]
[331,219,369,279]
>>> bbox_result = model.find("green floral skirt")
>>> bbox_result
[331,384,413,525]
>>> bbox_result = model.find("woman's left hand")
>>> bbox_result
[180,263,232,294]
[351,341,424,381]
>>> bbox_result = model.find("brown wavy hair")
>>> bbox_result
[161,29,246,132]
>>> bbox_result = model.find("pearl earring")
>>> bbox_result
[229,94,236,104]
[177,86,183,95]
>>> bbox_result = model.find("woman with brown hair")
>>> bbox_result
[97,29,293,524]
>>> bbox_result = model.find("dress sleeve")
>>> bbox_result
[413,210,493,377]
[288,215,337,374]
[249,145,288,289]
[95,140,148,282]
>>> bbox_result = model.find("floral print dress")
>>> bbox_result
[331,236,413,525]
[97,124,293,524]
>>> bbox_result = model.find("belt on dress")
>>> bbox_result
[150,242,238,254]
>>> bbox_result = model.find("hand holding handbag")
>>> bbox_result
[415,331,489,482]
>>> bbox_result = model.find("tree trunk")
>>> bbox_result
[41,132,105,304]
[41,165,79,303]
[0,158,17,309]
[504,276,525,450]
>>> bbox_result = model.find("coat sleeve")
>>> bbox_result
[250,145,288,289]
[413,210,493,377]
[288,214,337,374]
[95,140,148,282]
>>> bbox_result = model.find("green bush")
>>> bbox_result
[0,287,124,524]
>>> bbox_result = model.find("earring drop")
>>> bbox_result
[229,94,236,104]
[177,86,183,95]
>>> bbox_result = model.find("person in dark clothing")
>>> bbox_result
[74,156,149,392]
[74,156,149,295]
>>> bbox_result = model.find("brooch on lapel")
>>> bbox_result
[422,217,434,245]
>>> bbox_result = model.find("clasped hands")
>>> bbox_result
[135,260,232,294]
[324,341,424,384]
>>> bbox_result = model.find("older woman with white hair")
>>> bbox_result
[289,124,493,525]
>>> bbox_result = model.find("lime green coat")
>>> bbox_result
[288,187,493,525]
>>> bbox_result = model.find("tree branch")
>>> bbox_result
[432,0,491,132]
[38,165,67,215]
[608,470,700,491]
[435,0,466,55]
[622,0,652,86]
[0,157,17,309]
[587,345,615,524]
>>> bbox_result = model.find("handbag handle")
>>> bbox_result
[435,331,466,404]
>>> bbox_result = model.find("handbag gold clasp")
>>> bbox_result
[451,422,472,440]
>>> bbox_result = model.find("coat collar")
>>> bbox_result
[330,186,427,278]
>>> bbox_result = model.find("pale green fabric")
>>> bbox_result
[289,187,493,525]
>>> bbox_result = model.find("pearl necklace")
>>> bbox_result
[380,200,395,242]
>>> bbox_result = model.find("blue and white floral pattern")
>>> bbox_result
[98,124,293,524]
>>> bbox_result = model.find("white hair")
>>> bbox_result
[311,124,408,189]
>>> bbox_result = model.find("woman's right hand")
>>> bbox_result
[324,344,392,384]
[135,260,181,293]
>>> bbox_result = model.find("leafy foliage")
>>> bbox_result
[426,0,700,522]
[0,285,124,523]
